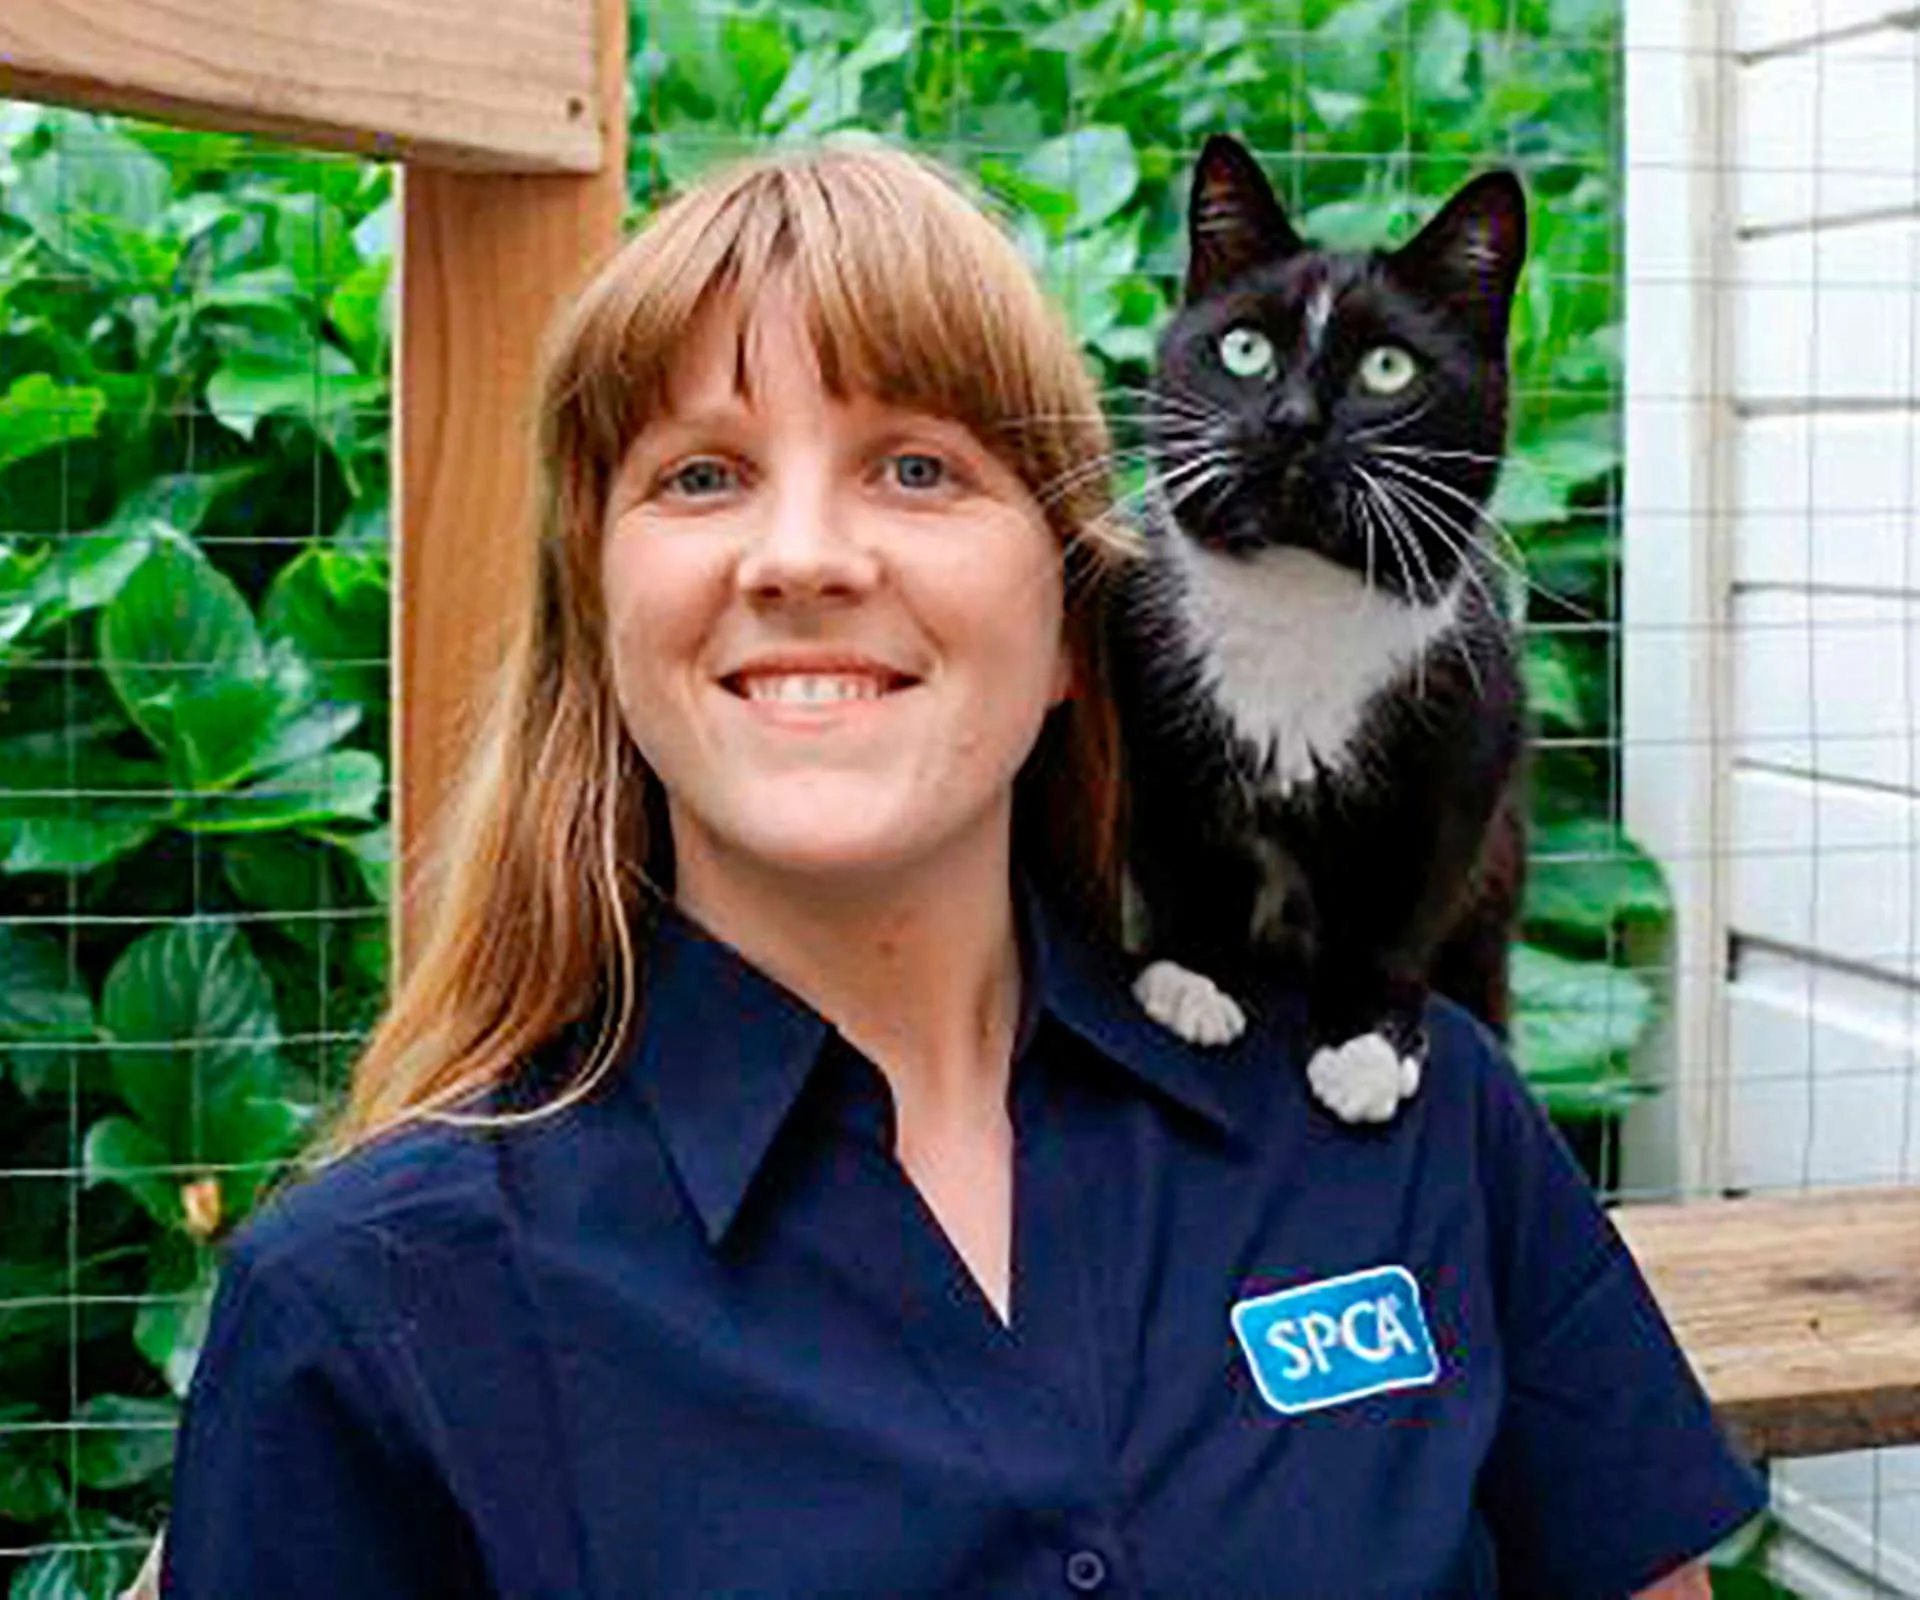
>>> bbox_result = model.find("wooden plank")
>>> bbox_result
[394,0,625,967]
[1613,1186,1920,1457]
[0,0,602,173]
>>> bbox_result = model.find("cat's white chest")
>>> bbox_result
[1173,543,1460,793]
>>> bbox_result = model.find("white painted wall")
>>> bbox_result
[1624,0,1920,1583]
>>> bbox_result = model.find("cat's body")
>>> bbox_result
[1113,135,1530,1123]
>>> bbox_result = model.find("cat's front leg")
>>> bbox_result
[1303,973,1428,1125]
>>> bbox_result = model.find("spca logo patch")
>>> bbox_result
[1230,1265,1438,1416]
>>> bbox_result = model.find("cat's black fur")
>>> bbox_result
[1112,134,1529,1111]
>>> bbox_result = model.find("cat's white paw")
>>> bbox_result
[1133,960,1247,1046]
[1307,1031,1421,1123]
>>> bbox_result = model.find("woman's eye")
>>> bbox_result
[1356,345,1420,397]
[662,458,738,498]
[888,452,950,492]
[1218,325,1277,380]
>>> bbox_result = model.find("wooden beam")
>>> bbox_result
[1614,1186,1920,1459]
[394,0,626,969]
[0,0,602,173]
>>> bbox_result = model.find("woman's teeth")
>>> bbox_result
[741,674,890,704]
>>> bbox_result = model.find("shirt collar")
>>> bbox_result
[627,880,1248,1247]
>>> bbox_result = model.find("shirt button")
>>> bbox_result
[1064,1548,1109,1592]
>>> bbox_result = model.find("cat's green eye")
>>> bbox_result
[1218,326,1277,380]
[1356,345,1420,397]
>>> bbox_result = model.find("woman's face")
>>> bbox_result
[600,285,1072,904]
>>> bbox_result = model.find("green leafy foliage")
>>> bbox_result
[0,102,389,1591]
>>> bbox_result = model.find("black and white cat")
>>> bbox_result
[1114,134,1529,1124]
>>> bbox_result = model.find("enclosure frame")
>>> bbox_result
[1,0,1916,1481]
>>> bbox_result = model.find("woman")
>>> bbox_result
[160,143,1762,1597]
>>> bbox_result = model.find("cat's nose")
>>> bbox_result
[1265,387,1322,436]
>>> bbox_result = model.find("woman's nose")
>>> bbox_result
[734,475,880,605]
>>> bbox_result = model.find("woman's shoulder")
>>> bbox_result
[218,1109,509,1329]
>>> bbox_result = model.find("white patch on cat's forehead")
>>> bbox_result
[1304,284,1336,352]
[1169,540,1461,795]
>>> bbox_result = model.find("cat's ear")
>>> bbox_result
[1388,171,1528,341]
[1186,134,1303,301]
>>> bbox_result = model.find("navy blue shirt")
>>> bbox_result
[164,891,1767,1598]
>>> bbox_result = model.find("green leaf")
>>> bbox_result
[1307,88,1369,129]
[18,522,158,630]
[762,26,913,138]
[328,255,391,374]
[1022,126,1139,236]
[1033,0,1127,53]
[135,1235,220,1397]
[206,339,379,443]
[7,1507,149,1599]
[0,723,174,876]
[319,823,392,906]
[0,1450,65,1525]
[261,545,392,724]
[1511,942,1657,1085]
[100,919,283,1160]
[181,750,384,833]
[83,1116,181,1231]
[0,374,107,475]
[11,115,173,283]
[107,470,248,537]
[1525,819,1672,943]
[1415,10,1475,102]
[268,192,359,293]
[0,924,96,1099]
[70,1394,179,1490]
[99,531,292,786]
[1522,634,1585,731]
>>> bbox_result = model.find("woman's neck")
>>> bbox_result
[670,828,1024,1126]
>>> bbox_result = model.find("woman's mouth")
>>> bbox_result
[726,672,909,704]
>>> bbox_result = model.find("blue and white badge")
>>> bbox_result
[1230,1265,1438,1416]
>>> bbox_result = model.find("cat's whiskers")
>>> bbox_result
[1363,467,1450,614]
[1368,444,1506,466]
[1364,453,1590,620]
[1374,474,1503,624]
[1364,474,1494,697]
[1151,450,1240,517]
[1029,445,1161,513]
[1346,396,1439,447]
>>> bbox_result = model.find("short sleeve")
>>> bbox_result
[1465,1018,1770,1599]
[161,1236,482,1598]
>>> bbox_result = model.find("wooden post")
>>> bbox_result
[393,0,626,970]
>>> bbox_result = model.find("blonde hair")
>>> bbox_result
[307,142,1131,1169]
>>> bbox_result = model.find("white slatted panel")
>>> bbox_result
[1734,218,1920,404]
[1733,412,1920,587]
[1731,768,1920,978]
[1736,34,1918,233]
[1733,590,1920,788]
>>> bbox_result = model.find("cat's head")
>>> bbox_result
[1151,134,1527,601]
